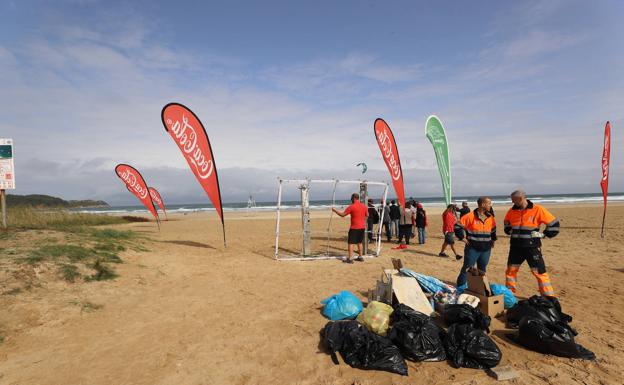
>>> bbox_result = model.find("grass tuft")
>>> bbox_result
[85,260,118,281]
[59,264,80,282]
[27,244,92,263]
[90,228,136,240]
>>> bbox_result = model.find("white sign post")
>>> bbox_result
[0,138,15,229]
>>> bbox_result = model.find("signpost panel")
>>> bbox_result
[0,138,14,229]
[0,138,15,190]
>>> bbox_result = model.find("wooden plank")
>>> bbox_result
[391,273,434,315]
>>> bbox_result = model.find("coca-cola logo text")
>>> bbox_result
[376,128,402,181]
[150,190,162,205]
[166,114,214,179]
[602,135,609,181]
[120,169,148,199]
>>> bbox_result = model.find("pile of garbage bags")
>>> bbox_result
[319,283,595,376]
[320,294,502,375]
[506,295,594,360]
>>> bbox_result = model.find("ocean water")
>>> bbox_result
[74,192,624,214]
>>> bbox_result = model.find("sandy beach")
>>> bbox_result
[0,202,623,384]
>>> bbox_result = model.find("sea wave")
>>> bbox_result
[73,193,624,215]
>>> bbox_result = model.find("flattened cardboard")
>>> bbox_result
[391,272,435,316]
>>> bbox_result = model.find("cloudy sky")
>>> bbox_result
[1,0,623,204]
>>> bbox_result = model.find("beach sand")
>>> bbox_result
[0,203,623,384]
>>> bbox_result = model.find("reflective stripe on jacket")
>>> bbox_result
[503,200,559,248]
[456,209,497,251]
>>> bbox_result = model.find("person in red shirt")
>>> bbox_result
[439,204,462,259]
[332,193,369,263]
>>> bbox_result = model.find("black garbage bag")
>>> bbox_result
[388,304,446,362]
[507,296,574,333]
[444,323,502,369]
[443,304,491,332]
[516,317,595,360]
[321,320,408,375]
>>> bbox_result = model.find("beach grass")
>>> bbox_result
[59,264,80,282]
[1,207,148,289]
[85,259,118,281]
[8,206,127,231]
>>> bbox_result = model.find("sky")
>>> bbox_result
[1,0,623,204]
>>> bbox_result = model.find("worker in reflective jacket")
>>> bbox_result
[455,196,497,292]
[504,190,560,297]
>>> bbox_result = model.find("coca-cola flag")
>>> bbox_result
[374,118,406,210]
[600,121,611,238]
[115,164,159,222]
[149,187,168,221]
[161,102,225,245]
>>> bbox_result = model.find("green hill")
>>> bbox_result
[6,194,109,208]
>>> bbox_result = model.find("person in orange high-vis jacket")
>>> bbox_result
[504,190,560,297]
[455,197,497,292]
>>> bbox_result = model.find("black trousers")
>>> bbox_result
[398,224,412,244]
[508,247,547,274]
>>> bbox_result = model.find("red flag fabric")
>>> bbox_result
[149,187,167,219]
[600,122,611,237]
[115,164,159,221]
[601,122,611,207]
[161,103,225,243]
[374,118,406,210]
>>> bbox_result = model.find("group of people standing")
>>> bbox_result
[334,190,561,298]
[364,199,428,247]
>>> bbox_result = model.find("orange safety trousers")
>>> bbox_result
[505,265,555,297]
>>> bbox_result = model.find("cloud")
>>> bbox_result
[2,1,623,206]
[503,30,587,58]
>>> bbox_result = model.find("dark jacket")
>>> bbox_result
[416,209,427,228]
[368,204,380,224]
[389,204,401,220]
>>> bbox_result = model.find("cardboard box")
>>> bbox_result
[466,269,504,317]
[467,270,492,296]
[466,290,504,318]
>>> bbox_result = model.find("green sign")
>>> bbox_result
[425,115,452,205]
[0,145,12,159]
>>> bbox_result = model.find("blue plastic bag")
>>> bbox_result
[399,268,456,295]
[321,291,363,320]
[490,283,518,309]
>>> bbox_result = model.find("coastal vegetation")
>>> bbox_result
[1,206,148,295]
[6,193,109,208]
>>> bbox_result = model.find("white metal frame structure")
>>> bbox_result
[275,178,389,261]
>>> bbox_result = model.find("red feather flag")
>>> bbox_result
[115,164,159,224]
[149,187,168,221]
[161,103,226,246]
[600,121,611,238]
[374,118,406,210]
